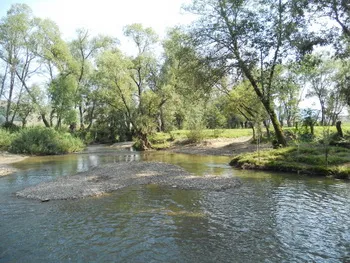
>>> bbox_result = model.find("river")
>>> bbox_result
[1,145,350,262]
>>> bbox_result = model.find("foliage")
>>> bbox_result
[9,127,84,155]
[1,3,350,151]
[0,129,14,150]
[185,0,325,146]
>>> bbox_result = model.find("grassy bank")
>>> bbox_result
[230,145,350,179]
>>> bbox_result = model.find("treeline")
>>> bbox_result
[0,1,349,149]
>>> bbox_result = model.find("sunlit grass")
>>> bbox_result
[230,144,350,179]
[283,124,350,138]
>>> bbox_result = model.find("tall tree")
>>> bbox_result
[337,60,350,107]
[70,28,116,130]
[186,0,322,146]
[34,17,76,128]
[0,4,34,124]
[302,54,346,126]
[122,24,159,149]
[274,64,304,127]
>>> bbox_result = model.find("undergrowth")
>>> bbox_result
[9,127,84,155]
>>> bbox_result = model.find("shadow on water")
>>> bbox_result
[1,145,350,262]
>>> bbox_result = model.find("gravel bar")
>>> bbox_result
[16,162,241,201]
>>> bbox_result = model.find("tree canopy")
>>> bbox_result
[0,2,348,147]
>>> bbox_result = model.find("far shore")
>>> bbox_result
[166,136,271,156]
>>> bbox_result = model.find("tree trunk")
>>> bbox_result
[252,125,256,141]
[79,105,84,130]
[262,100,287,146]
[56,117,61,129]
[310,123,314,136]
[160,107,165,132]
[238,62,287,146]
[86,102,96,131]
[137,131,152,151]
[41,113,50,128]
[6,68,16,123]
[336,121,344,138]
[320,105,326,126]
[263,120,271,139]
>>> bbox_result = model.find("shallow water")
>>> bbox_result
[1,146,350,262]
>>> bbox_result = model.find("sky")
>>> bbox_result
[0,0,194,53]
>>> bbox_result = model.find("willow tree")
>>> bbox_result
[186,0,320,146]
[70,29,116,130]
[0,4,34,124]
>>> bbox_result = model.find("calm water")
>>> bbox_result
[1,146,350,262]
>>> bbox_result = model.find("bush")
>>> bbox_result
[0,129,14,151]
[186,128,204,143]
[9,127,85,155]
[1,122,20,132]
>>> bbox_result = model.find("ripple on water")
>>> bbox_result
[1,149,350,262]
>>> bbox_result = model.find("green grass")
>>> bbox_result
[230,144,350,179]
[283,124,350,138]
[149,128,253,149]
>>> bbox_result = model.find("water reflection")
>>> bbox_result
[1,146,350,262]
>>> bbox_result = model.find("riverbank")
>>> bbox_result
[230,145,350,179]
[167,136,271,156]
[16,162,241,201]
[154,136,350,179]
[0,153,27,176]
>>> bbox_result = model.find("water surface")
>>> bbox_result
[1,146,350,262]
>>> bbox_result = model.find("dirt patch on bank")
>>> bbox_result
[0,153,27,176]
[169,136,272,156]
[16,162,241,201]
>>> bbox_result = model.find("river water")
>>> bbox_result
[1,146,350,262]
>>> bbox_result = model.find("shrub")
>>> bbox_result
[1,122,20,132]
[9,127,85,155]
[186,128,204,143]
[0,129,14,151]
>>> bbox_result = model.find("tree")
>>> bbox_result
[306,0,350,57]
[311,0,349,37]
[337,60,350,107]
[186,0,324,146]
[15,85,39,127]
[48,74,77,128]
[274,64,305,127]
[303,54,346,126]
[0,5,71,128]
[34,17,77,128]
[0,4,34,125]
[161,27,226,133]
[122,24,159,149]
[70,28,116,130]
[224,80,269,140]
